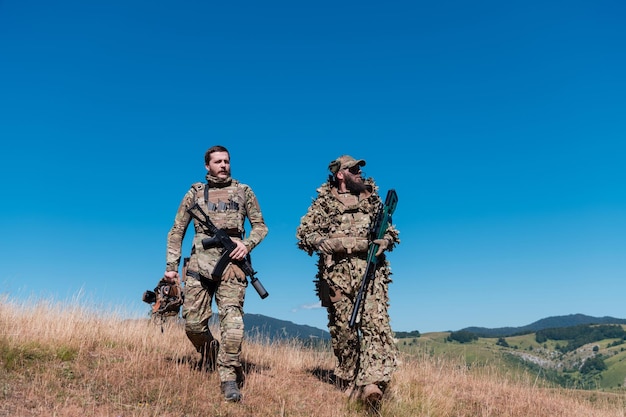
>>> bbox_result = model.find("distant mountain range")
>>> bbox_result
[459,313,626,337]
[243,313,330,342]
[231,313,626,342]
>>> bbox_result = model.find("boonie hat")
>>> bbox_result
[328,155,366,174]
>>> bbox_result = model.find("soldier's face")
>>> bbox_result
[344,167,366,193]
[206,151,231,179]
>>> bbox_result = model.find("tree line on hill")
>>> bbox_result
[535,324,626,353]
[459,314,626,337]
[447,324,626,348]
[393,330,421,339]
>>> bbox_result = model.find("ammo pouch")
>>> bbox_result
[316,278,332,307]
[316,278,344,307]
[331,236,369,254]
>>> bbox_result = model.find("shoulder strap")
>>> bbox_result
[188,182,205,207]
[190,182,204,195]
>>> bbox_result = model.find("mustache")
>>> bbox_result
[345,175,367,193]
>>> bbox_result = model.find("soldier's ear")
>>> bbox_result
[328,160,341,174]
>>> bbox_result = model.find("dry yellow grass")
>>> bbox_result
[1,296,625,417]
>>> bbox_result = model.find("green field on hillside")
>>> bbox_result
[397,326,626,391]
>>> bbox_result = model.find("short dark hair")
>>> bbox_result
[204,145,230,165]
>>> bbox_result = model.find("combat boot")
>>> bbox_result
[221,380,242,402]
[361,383,383,406]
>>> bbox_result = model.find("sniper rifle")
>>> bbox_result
[348,189,398,328]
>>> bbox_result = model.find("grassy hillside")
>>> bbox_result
[2,297,626,417]
[399,328,626,391]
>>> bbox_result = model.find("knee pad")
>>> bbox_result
[221,307,244,354]
[186,331,214,352]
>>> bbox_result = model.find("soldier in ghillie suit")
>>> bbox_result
[296,155,400,407]
[164,145,268,402]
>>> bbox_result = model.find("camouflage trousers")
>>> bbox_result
[182,266,247,382]
[325,256,398,387]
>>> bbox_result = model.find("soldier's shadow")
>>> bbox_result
[308,366,342,388]
[309,366,382,414]
[175,354,269,380]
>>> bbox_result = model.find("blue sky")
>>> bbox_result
[1,1,625,333]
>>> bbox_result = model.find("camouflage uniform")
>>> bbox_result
[166,173,268,383]
[296,176,399,393]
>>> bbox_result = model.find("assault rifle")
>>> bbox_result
[348,189,398,328]
[186,203,269,299]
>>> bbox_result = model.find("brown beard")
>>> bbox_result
[345,174,367,194]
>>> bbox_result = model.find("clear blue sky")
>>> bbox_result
[1,1,625,333]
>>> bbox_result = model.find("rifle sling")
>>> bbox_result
[204,182,210,212]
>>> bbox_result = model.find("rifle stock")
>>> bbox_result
[187,203,269,299]
[348,189,398,328]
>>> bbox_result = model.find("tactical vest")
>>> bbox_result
[335,208,370,238]
[329,193,372,241]
[190,181,247,237]
[186,181,247,281]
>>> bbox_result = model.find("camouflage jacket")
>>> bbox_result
[296,178,399,257]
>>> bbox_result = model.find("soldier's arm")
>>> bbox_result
[382,224,400,252]
[242,185,268,252]
[296,197,328,256]
[165,188,195,272]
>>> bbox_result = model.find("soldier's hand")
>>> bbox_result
[317,238,344,255]
[164,270,179,283]
[373,239,389,257]
[229,240,249,261]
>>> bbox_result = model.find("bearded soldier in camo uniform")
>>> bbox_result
[296,155,399,407]
[164,145,268,402]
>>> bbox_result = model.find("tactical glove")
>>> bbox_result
[373,239,389,257]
